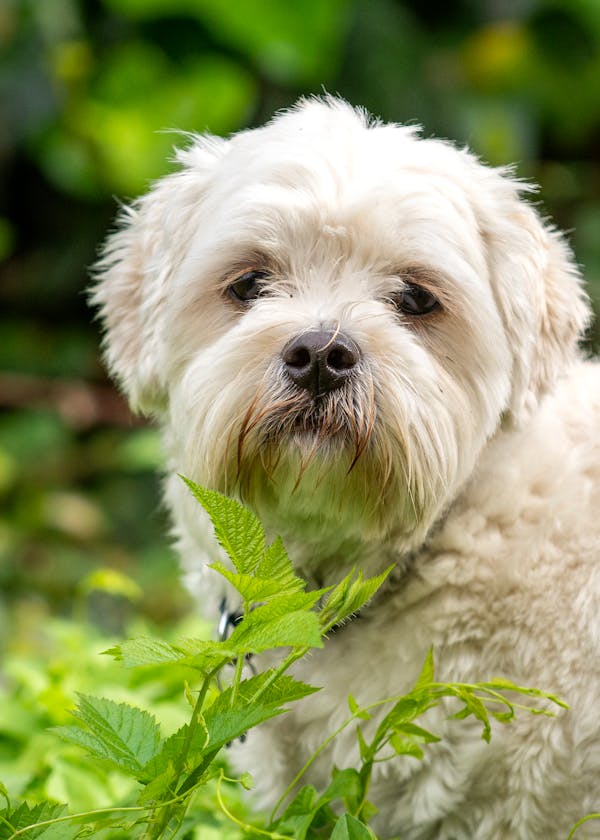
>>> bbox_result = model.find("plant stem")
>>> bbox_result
[230,651,245,707]
[215,770,289,840]
[250,646,309,705]
[145,668,217,840]
[269,710,358,824]
[567,813,600,839]
[5,805,152,838]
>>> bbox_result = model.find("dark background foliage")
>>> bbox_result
[1,0,599,650]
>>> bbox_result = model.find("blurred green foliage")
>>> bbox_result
[0,1,599,798]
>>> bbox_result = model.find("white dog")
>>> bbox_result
[93,98,600,839]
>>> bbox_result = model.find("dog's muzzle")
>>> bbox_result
[282,329,360,398]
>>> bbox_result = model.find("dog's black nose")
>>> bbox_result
[282,329,360,396]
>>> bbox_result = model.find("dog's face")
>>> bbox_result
[93,98,589,562]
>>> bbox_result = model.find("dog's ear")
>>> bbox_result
[91,135,227,415]
[476,169,591,422]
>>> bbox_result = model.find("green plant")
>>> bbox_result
[0,479,568,839]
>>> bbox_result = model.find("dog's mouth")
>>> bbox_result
[236,382,376,477]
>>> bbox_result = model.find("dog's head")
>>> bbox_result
[92,98,590,556]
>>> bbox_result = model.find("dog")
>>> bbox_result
[92,97,600,839]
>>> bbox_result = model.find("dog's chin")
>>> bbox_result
[229,404,435,570]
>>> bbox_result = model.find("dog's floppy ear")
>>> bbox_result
[476,169,591,422]
[91,135,227,415]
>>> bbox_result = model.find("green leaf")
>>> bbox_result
[194,673,318,759]
[209,535,314,604]
[359,800,379,823]
[140,720,208,788]
[392,722,440,744]
[107,636,237,672]
[479,679,569,710]
[450,688,492,743]
[227,607,323,653]
[203,703,286,753]
[256,536,305,592]
[356,725,371,762]
[413,647,435,690]
[384,692,436,727]
[348,694,372,720]
[275,785,319,839]
[320,568,354,617]
[105,636,196,665]
[209,562,299,603]
[181,478,265,574]
[0,802,80,840]
[317,767,362,808]
[321,566,393,628]
[280,784,318,818]
[389,733,424,760]
[221,671,319,708]
[53,695,163,775]
[137,764,178,804]
[331,813,378,840]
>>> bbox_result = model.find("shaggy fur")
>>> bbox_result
[92,98,600,839]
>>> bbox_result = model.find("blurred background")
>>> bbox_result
[1,0,599,809]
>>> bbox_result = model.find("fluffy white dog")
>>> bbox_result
[93,98,600,839]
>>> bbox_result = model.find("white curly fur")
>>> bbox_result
[92,98,600,839]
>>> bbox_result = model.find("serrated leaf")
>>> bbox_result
[203,703,286,753]
[341,566,393,617]
[228,607,323,653]
[108,636,236,672]
[141,720,207,781]
[137,764,177,804]
[209,562,291,603]
[54,695,162,775]
[219,671,319,708]
[0,802,79,840]
[105,636,192,666]
[258,590,328,615]
[320,568,354,618]
[194,673,318,758]
[209,559,316,606]
[255,536,304,593]
[331,813,378,840]
[322,566,393,628]
[181,478,265,573]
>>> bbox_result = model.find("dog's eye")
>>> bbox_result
[227,270,269,303]
[396,283,440,316]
